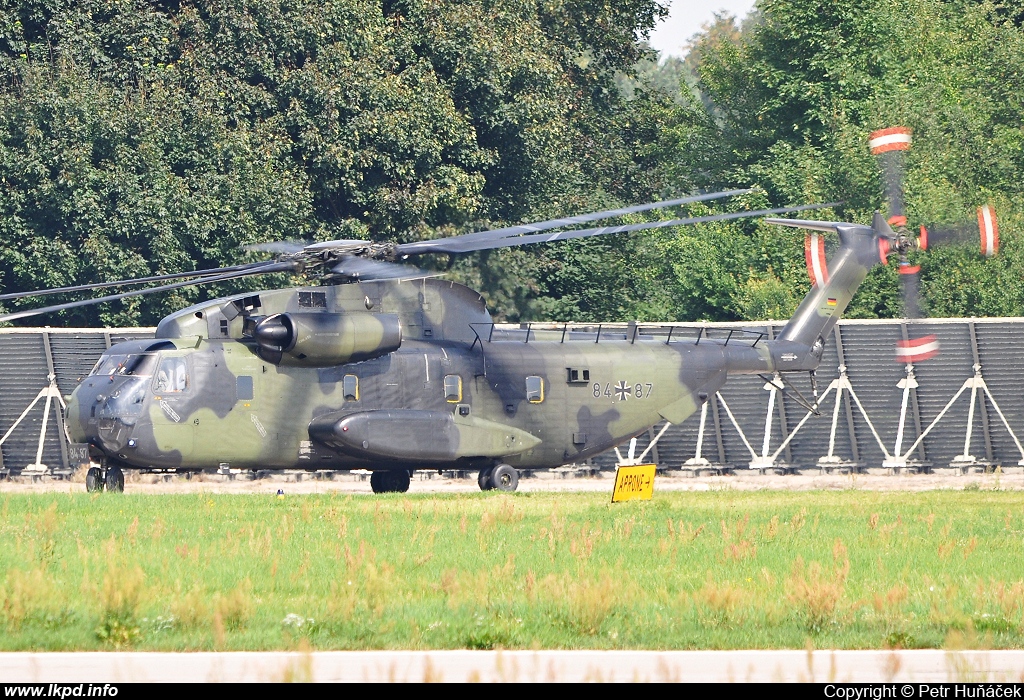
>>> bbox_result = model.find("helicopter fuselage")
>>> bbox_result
[64,278,805,474]
[65,326,780,472]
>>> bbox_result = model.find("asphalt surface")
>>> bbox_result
[2,649,1024,682]
[3,468,1023,494]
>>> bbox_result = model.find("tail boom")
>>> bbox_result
[772,221,888,369]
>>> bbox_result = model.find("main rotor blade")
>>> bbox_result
[0,262,273,302]
[330,257,429,281]
[765,218,859,234]
[404,202,842,255]
[395,188,754,256]
[243,241,308,254]
[0,261,301,324]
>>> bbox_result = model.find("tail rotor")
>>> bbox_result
[867,127,1000,363]
[866,127,934,362]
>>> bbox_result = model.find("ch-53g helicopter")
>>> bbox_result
[0,127,998,493]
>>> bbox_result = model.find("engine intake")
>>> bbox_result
[252,312,401,366]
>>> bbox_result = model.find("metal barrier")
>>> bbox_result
[3,319,1024,476]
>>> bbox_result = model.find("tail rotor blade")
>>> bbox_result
[869,127,912,227]
[804,232,829,288]
[898,261,924,319]
[921,204,999,256]
[895,260,940,363]
[896,334,940,363]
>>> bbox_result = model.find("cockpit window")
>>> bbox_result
[91,353,159,378]
[153,357,190,393]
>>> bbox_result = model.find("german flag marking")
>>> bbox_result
[869,127,912,154]
[896,334,940,363]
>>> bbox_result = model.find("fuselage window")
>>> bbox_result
[344,374,359,401]
[93,353,158,377]
[236,376,254,401]
[299,291,327,308]
[154,357,189,393]
[526,376,544,403]
[444,374,462,403]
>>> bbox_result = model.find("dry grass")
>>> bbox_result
[2,490,1024,650]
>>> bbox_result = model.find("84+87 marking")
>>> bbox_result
[594,381,653,400]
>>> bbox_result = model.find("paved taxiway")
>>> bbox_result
[3,649,1024,682]
[3,469,1023,494]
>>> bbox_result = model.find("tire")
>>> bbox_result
[104,466,125,493]
[370,470,411,494]
[86,467,103,493]
[491,464,519,492]
[477,466,494,491]
[392,470,411,493]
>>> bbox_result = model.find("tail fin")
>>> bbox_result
[773,212,891,350]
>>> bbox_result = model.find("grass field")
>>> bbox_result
[2,488,1024,651]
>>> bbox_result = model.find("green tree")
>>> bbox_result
[0,0,686,325]
[685,0,1024,319]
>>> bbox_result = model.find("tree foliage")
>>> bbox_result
[0,0,674,324]
[1,0,1023,325]
[689,0,1024,319]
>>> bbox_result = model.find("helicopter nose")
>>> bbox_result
[65,389,87,443]
[65,377,108,444]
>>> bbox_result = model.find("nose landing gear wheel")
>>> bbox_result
[370,470,411,494]
[104,466,125,493]
[86,467,103,493]
[490,464,519,492]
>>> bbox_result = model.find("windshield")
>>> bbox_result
[90,353,159,378]
[95,375,151,423]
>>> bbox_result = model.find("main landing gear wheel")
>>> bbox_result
[370,470,411,494]
[477,466,495,491]
[490,464,520,492]
[104,466,125,493]
[86,467,103,493]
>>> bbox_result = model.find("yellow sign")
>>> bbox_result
[611,464,656,502]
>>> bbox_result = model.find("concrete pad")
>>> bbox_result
[2,650,1024,683]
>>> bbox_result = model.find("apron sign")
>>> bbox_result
[611,464,656,502]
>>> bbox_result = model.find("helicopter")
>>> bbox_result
[0,127,999,493]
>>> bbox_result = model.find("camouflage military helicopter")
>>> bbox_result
[0,128,998,493]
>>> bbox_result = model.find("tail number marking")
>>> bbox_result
[594,382,653,400]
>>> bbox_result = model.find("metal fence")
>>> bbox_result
[1,318,1022,475]
[0,328,153,475]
